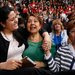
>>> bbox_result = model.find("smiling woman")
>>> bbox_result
[0,5,25,69]
[27,16,41,34]
[4,11,18,32]
[22,13,48,68]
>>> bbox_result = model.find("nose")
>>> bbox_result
[14,17,18,24]
[31,20,35,25]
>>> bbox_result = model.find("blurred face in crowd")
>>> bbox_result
[27,15,41,34]
[69,27,75,45]
[54,23,62,31]
[4,11,18,32]
[52,19,64,32]
[48,14,53,19]
[39,15,44,21]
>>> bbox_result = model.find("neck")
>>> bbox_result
[55,30,61,36]
[3,29,13,35]
[28,32,42,42]
[72,44,75,50]
[74,46,75,50]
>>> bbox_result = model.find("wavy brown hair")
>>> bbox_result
[52,19,64,32]
[67,12,75,44]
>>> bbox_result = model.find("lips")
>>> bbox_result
[14,24,18,28]
[30,26,36,30]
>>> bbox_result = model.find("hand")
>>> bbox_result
[34,61,46,68]
[42,32,52,54]
[43,32,51,44]
[0,59,22,70]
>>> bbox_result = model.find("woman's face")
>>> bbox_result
[54,24,61,31]
[4,11,18,32]
[69,27,75,45]
[27,16,41,34]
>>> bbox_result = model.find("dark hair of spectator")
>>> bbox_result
[0,5,13,23]
[0,5,25,47]
[67,20,75,36]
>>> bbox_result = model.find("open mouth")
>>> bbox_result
[30,26,36,30]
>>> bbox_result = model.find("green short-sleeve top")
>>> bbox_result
[22,40,44,61]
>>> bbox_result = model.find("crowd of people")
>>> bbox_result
[0,0,75,75]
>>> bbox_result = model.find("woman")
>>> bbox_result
[0,6,52,75]
[43,12,75,72]
[0,5,24,69]
[49,19,68,57]
[22,13,51,69]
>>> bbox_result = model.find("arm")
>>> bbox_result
[43,46,61,72]
[42,36,60,72]
[42,31,52,53]
[40,28,51,51]
[44,52,59,72]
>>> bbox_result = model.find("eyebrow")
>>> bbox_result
[8,14,17,20]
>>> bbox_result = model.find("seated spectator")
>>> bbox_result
[22,12,51,69]
[49,19,68,51]
[43,13,53,33]
[43,12,75,72]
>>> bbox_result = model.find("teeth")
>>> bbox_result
[31,26,35,28]
[30,28,35,30]
[30,27,36,30]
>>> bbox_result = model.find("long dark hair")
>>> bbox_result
[0,5,13,31]
[0,5,25,47]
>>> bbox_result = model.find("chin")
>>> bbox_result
[31,31,37,34]
[13,28,18,31]
[30,30,36,33]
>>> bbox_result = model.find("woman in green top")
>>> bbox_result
[22,13,51,68]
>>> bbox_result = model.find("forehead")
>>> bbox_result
[8,11,16,19]
[71,27,75,30]
[28,16,38,20]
